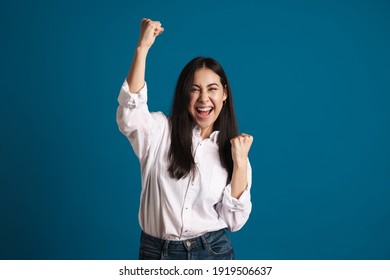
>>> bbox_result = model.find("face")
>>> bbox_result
[188,67,227,138]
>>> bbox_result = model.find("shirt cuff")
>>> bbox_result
[222,184,251,213]
[118,79,148,108]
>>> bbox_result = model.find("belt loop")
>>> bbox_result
[200,234,209,251]
[162,240,170,257]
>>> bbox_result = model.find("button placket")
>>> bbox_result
[181,137,205,238]
[182,177,196,237]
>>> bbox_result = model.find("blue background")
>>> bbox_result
[1,0,389,259]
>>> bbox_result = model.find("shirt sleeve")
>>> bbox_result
[116,79,166,160]
[216,159,252,232]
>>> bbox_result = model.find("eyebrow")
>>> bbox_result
[191,83,220,87]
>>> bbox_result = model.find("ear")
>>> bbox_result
[223,85,228,101]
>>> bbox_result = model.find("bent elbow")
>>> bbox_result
[226,211,251,232]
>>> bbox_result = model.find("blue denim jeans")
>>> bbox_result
[139,229,235,260]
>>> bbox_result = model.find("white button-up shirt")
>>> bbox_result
[116,80,252,240]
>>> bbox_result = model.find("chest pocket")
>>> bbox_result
[208,165,228,200]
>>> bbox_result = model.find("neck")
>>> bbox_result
[200,126,213,139]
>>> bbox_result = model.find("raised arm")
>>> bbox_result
[230,133,253,198]
[215,134,253,232]
[116,18,165,160]
[127,18,164,93]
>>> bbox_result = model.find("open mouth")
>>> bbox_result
[195,106,213,119]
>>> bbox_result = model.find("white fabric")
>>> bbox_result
[116,80,252,240]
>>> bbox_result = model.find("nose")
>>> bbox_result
[198,91,209,102]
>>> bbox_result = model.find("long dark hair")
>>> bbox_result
[168,57,238,183]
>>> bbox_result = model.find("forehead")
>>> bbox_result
[193,68,221,85]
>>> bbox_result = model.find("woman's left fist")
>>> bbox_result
[230,133,253,165]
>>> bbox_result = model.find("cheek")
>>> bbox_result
[213,95,225,108]
[189,95,197,107]
[188,99,195,112]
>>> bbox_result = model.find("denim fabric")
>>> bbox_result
[139,229,235,260]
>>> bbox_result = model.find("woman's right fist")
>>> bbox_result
[138,18,164,49]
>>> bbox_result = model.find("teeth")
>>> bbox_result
[197,107,212,111]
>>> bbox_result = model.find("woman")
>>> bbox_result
[116,18,253,260]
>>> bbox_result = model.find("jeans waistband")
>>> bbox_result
[141,229,226,253]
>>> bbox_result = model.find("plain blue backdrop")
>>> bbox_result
[1,0,389,259]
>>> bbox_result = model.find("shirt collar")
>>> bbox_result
[193,126,219,143]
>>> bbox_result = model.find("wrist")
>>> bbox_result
[233,158,248,169]
[135,45,149,56]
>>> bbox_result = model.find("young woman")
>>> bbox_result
[116,18,253,260]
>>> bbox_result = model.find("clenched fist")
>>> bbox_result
[138,18,164,49]
[230,134,253,166]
